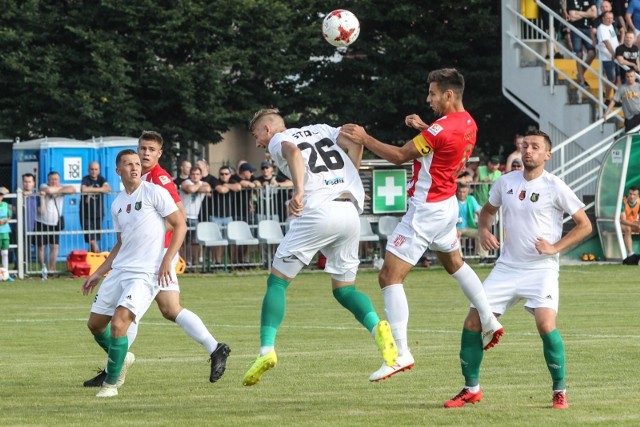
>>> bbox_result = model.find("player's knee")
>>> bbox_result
[158,304,182,321]
[463,309,482,331]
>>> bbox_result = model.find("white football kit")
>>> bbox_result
[91,181,178,320]
[478,170,584,314]
[269,124,365,279]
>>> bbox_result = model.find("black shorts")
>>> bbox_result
[35,221,61,245]
[80,216,102,243]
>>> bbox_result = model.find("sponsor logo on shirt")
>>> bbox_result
[393,235,407,247]
[159,175,172,185]
[325,177,345,186]
[427,123,443,136]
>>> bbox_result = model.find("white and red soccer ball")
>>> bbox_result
[322,9,360,48]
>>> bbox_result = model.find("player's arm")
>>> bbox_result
[336,132,364,168]
[478,202,500,251]
[281,140,305,216]
[340,124,421,164]
[535,208,592,255]
[158,210,187,287]
[82,234,121,295]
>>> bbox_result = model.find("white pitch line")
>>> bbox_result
[2,317,640,339]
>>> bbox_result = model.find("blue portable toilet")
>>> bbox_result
[13,137,95,260]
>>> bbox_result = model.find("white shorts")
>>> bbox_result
[386,197,459,265]
[91,269,160,322]
[275,200,360,277]
[472,262,560,315]
[158,250,180,293]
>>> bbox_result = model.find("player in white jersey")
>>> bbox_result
[82,150,186,398]
[443,131,592,410]
[242,108,397,386]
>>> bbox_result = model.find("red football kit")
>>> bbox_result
[142,163,181,248]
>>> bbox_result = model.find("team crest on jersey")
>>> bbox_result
[393,235,407,247]
[135,201,142,211]
[530,193,539,202]
[518,190,526,201]
[427,123,443,136]
[159,175,172,185]
[126,204,131,213]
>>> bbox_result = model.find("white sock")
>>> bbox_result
[452,263,493,326]
[175,309,218,354]
[382,284,410,357]
[260,346,274,356]
[1,249,8,271]
[126,320,139,349]
[466,385,480,393]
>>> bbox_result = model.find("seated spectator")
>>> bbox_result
[620,186,640,260]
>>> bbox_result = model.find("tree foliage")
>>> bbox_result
[0,0,532,156]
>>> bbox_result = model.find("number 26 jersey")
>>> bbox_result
[269,124,365,214]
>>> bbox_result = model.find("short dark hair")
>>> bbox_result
[189,166,202,174]
[47,171,59,178]
[427,68,465,97]
[116,149,138,166]
[525,129,552,150]
[22,173,35,181]
[629,186,639,193]
[138,130,164,148]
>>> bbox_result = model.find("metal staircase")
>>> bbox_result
[501,0,627,213]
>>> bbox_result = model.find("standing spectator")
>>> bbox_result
[615,31,639,83]
[80,162,111,253]
[456,184,490,264]
[209,166,241,265]
[540,0,564,59]
[21,173,38,263]
[620,186,640,259]
[173,159,192,188]
[505,134,524,172]
[597,11,621,101]
[36,171,76,280]
[233,162,261,189]
[625,0,640,39]
[508,157,524,171]
[474,156,502,206]
[179,166,211,267]
[0,188,14,281]
[443,131,592,410]
[603,68,640,131]
[567,0,598,87]
[257,161,278,186]
[196,159,217,221]
[612,0,630,37]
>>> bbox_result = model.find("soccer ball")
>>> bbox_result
[322,9,360,47]
[0,268,9,281]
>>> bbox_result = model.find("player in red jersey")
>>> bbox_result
[341,68,503,382]
[83,131,229,387]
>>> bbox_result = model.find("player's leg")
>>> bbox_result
[535,308,568,409]
[622,224,633,255]
[444,308,485,408]
[437,250,503,350]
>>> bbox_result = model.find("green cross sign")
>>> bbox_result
[372,170,407,213]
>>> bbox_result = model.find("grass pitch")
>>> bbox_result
[1,265,639,426]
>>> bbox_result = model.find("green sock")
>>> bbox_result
[260,274,291,347]
[332,286,380,332]
[105,336,128,385]
[541,329,566,390]
[460,329,484,387]
[93,324,111,353]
